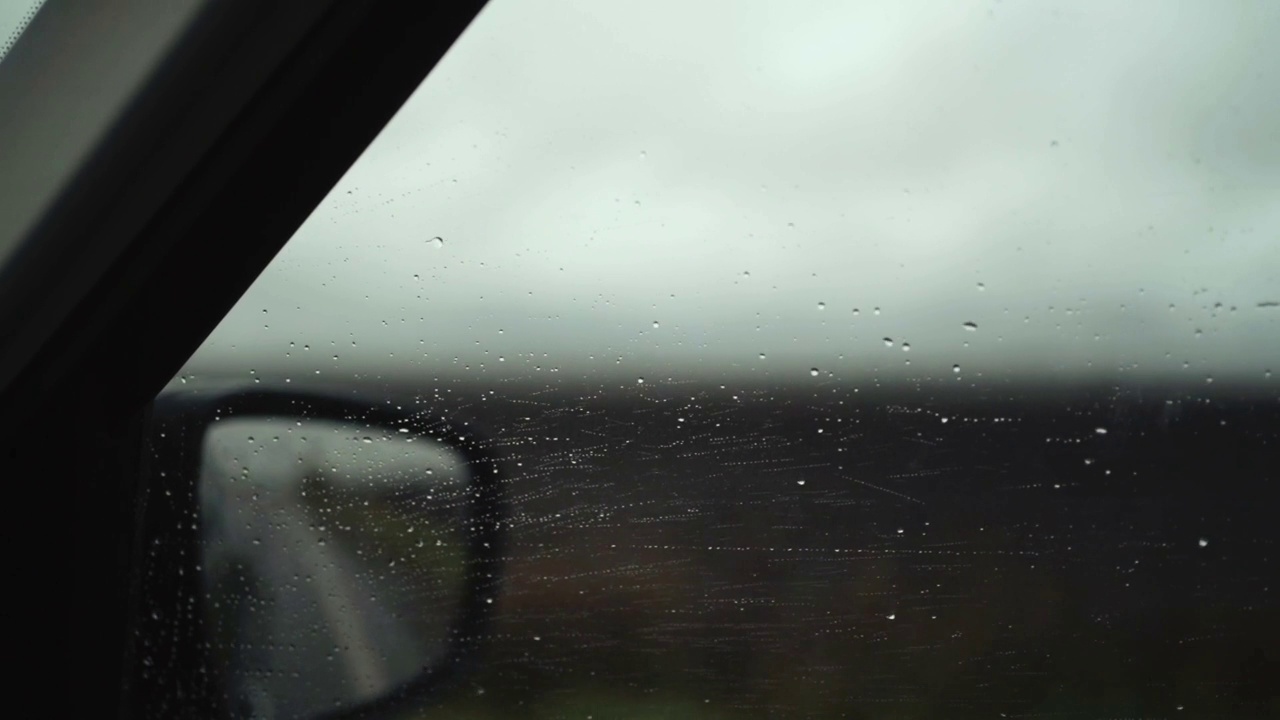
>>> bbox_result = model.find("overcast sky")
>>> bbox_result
[185,0,1279,387]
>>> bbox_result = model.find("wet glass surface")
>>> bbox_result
[152,1,1280,717]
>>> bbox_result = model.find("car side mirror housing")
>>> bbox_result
[130,387,506,719]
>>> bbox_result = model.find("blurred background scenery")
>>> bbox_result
[152,1,1280,717]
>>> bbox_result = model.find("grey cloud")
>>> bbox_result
[187,0,1280,387]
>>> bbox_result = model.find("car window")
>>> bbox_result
[159,1,1279,717]
[0,0,43,62]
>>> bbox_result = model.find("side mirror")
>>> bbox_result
[131,388,506,719]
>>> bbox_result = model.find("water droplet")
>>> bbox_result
[1095,427,1108,435]
[758,353,767,360]
[636,377,645,384]
[952,364,961,373]
[883,338,894,347]
[639,150,647,159]
[886,613,896,620]
[742,270,750,278]
[817,302,826,311]
[963,322,978,331]
[810,368,820,377]
[430,236,444,248]
[873,307,881,315]
[796,480,806,486]
[901,343,910,352]
[1198,537,1208,548]
[852,308,860,316]
[652,320,660,329]
[977,283,986,291]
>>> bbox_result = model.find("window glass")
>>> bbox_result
[167,1,1280,717]
[0,0,44,62]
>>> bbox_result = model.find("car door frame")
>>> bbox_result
[0,1,488,715]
